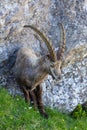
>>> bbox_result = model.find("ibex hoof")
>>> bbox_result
[44,113,49,119]
[41,112,49,119]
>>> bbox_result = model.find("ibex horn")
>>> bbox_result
[57,23,66,60]
[24,25,57,62]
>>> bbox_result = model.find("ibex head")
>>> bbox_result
[24,23,66,80]
[42,54,61,79]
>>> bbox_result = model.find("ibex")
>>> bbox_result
[13,24,66,118]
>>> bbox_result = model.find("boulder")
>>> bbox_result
[0,0,87,112]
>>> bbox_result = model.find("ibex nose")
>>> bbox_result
[51,73,61,80]
[58,74,61,80]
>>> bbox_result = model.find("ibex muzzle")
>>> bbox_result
[49,61,62,80]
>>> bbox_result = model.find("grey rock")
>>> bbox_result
[0,0,87,113]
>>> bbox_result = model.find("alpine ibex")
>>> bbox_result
[13,23,66,118]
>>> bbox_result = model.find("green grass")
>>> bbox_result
[0,87,87,130]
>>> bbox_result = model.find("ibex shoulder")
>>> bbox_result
[16,47,39,67]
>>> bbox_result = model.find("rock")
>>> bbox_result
[42,57,87,112]
[0,0,87,113]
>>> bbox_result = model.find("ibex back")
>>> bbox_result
[14,23,66,118]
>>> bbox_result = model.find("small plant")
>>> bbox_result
[82,101,87,114]
[70,104,87,119]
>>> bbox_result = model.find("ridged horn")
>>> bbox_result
[57,23,66,60]
[24,25,57,62]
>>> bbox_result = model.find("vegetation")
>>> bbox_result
[0,87,87,130]
[70,104,87,119]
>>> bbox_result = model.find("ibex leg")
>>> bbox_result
[21,86,30,103]
[29,90,38,109]
[35,85,48,119]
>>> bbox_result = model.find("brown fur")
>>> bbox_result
[13,24,66,118]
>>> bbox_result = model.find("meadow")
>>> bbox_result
[0,87,87,130]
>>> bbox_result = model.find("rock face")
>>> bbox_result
[0,0,87,112]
